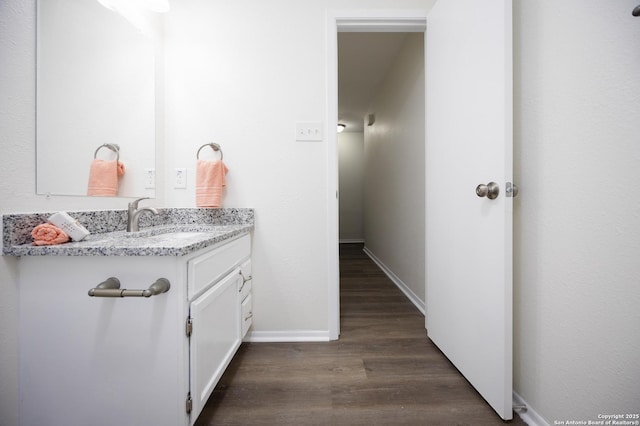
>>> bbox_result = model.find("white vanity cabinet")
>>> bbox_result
[18,233,251,426]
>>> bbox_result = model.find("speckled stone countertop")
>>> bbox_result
[2,208,253,256]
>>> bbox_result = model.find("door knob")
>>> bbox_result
[476,182,499,199]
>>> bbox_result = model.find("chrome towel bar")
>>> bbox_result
[88,277,170,298]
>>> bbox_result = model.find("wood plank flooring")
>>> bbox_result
[194,243,524,425]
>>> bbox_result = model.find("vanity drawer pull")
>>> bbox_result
[88,277,171,298]
[239,270,252,284]
[238,270,253,293]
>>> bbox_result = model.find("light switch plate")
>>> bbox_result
[296,122,323,142]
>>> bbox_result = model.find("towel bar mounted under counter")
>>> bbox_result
[196,143,223,160]
[88,277,170,298]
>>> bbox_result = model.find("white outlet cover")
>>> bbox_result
[174,168,187,189]
[144,168,155,189]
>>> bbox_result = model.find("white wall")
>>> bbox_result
[363,33,426,307]
[162,0,430,339]
[338,132,365,242]
[513,0,640,422]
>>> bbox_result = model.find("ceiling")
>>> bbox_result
[338,32,408,132]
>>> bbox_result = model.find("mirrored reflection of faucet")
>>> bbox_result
[127,197,159,232]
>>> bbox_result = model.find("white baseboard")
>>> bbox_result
[339,238,365,244]
[513,391,549,426]
[362,246,425,315]
[244,330,330,342]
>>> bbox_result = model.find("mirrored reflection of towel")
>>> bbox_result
[87,159,125,196]
[31,223,69,246]
[196,159,228,208]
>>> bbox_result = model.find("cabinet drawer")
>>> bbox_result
[188,234,250,299]
[241,293,253,338]
[239,260,252,301]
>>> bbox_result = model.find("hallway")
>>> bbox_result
[195,244,524,425]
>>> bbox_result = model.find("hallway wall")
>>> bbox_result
[363,33,426,308]
[338,132,365,242]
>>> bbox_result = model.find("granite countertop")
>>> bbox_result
[2,208,253,257]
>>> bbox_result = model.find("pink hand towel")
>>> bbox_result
[31,223,70,246]
[87,159,126,196]
[196,159,228,208]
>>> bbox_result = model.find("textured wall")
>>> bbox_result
[363,33,426,305]
[513,0,640,421]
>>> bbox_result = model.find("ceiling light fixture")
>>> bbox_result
[337,124,346,133]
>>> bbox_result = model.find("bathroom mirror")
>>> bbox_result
[36,0,158,197]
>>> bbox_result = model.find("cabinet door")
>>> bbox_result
[189,270,242,423]
[19,256,188,426]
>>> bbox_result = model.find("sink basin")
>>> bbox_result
[142,231,205,241]
[123,227,212,239]
[157,232,204,239]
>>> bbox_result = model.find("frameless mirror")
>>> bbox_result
[36,0,159,197]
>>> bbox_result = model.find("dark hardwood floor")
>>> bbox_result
[195,243,524,425]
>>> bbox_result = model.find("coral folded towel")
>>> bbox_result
[31,223,69,246]
[87,159,126,196]
[196,159,228,207]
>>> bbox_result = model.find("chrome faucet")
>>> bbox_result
[127,197,159,232]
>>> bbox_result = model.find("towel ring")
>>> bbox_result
[94,143,120,161]
[196,143,223,160]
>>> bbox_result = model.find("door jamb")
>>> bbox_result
[326,10,427,340]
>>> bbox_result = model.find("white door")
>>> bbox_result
[426,0,513,420]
